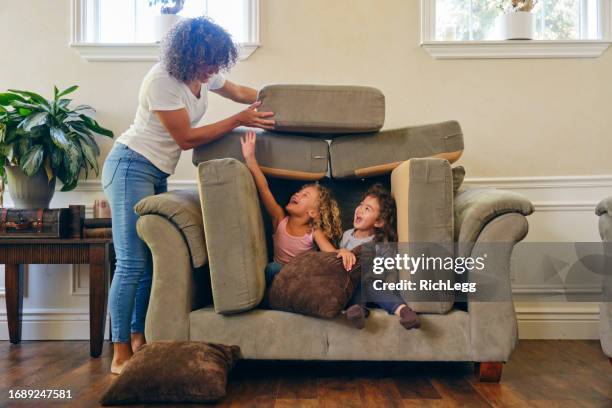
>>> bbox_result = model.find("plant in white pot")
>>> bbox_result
[150,0,186,42]
[0,86,113,209]
[496,0,537,40]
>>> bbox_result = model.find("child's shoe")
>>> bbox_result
[346,304,366,329]
[399,306,421,330]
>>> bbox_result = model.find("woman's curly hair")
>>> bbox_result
[161,17,238,83]
[362,184,397,243]
[303,183,343,245]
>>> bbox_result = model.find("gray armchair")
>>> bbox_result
[596,197,612,365]
[135,177,534,382]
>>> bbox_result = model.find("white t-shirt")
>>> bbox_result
[116,63,225,175]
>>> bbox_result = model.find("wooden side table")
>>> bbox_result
[0,238,115,357]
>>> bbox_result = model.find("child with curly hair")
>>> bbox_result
[240,131,345,285]
[337,184,421,330]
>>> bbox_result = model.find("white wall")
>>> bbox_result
[1,0,611,340]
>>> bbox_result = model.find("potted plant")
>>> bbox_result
[0,86,113,209]
[149,0,185,42]
[496,0,537,40]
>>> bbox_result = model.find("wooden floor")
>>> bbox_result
[1,340,610,407]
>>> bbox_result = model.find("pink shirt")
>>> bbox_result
[273,217,315,265]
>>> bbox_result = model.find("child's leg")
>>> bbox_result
[264,262,284,286]
[363,284,421,329]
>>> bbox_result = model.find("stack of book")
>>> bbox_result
[83,218,112,238]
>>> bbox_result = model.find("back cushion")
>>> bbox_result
[258,84,385,136]
[197,159,267,314]
[329,121,464,179]
[391,158,455,314]
[193,128,329,181]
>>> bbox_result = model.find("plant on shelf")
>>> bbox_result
[499,0,536,12]
[0,86,113,208]
[496,0,537,40]
[149,0,185,14]
[148,0,186,41]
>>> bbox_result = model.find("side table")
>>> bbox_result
[0,238,115,357]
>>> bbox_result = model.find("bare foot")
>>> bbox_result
[131,332,146,353]
[111,343,133,375]
[110,359,129,375]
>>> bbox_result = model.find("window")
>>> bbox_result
[435,0,600,41]
[71,0,259,61]
[421,0,612,58]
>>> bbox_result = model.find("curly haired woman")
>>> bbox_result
[101,17,274,374]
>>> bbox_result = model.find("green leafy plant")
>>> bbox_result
[149,0,185,14]
[0,86,114,197]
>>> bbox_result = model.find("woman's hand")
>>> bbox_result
[240,131,257,163]
[236,101,275,130]
[337,248,357,271]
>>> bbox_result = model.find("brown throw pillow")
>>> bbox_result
[267,247,362,319]
[100,342,240,405]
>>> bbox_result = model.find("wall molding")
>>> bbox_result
[56,173,612,193]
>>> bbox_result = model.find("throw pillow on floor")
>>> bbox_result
[100,342,240,405]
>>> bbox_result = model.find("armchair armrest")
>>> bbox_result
[137,214,194,342]
[455,187,534,256]
[134,189,207,268]
[596,196,612,242]
[454,188,533,362]
[596,196,612,217]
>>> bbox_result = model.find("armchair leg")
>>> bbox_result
[475,362,503,382]
[609,357,611,367]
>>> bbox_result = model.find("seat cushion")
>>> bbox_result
[391,158,455,314]
[189,307,471,361]
[329,121,464,179]
[192,128,329,181]
[258,84,385,136]
[100,342,240,405]
[134,189,207,268]
[268,248,362,319]
[197,159,268,314]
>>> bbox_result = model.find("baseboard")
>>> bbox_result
[515,304,600,339]
[0,309,109,341]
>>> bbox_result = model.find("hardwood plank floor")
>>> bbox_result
[0,340,609,407]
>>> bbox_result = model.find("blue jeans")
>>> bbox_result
[265,262,283,286]
[102,143,169,343]
[349,282,405,315]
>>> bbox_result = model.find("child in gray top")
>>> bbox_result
[338,184,421,330]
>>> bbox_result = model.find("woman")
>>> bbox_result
[101,17,274,374]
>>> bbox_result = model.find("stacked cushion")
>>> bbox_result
[258,84,385,135]
[193,128,329,181]
[329,121,464,179]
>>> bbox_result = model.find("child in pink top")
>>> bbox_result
[241,131,347,284]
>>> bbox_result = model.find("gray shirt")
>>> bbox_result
[339,229,374,251]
